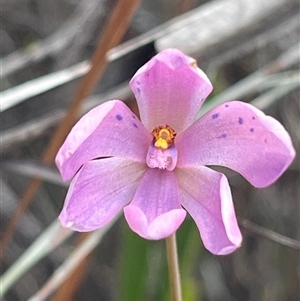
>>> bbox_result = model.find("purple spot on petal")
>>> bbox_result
[238,117,243,125]
[116,114,123,121]
[136,80,141,85]
[133,123,138,128]
[225,104,229,108]
[132,115,136,119]
[252,116,256,120]
[212,113,219,119]
[250,128,254,132]
[137,87,141,93]
[218,133,227,138]
[264,139,267,143]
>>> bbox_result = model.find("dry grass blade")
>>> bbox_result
[0,0,141,259]
[0,178,45,260]
[1,0,104,78]
[0,220,73,297]
[241,219,300,250]
[26,215,120,301]
[1,83,131,154]
[50,233,92,301]
[1,61,90,112]
[156,0,293,54]
[251,76,300,108]
[2,160,67,187]
[198,42,300,117]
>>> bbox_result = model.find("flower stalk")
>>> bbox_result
[166,232,182,301]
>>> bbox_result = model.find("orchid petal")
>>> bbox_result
[176,166,242,255]
[55,100,151,180]
[59,157,147,231]
[124,168,186,240]
[177,101,295,188]
[130,49,213,133]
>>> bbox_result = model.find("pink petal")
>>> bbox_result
[176,166,242,255]
[124,168,186,240]
[176,101,296,188]
[55,100,152,180]
[130,49,213,133]
[59,157,147,231]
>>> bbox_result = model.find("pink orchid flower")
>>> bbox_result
[56,49,295,255]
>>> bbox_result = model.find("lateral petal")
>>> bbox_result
[56,100,151,180]
[59,157,147,231]
[176,166,242,255]
[177,101,295,187]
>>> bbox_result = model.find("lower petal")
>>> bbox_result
[59,157,147,231]
[176,166,242,255]
[177,101,295,187]
[124,169,186,240]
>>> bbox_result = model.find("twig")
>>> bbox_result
[0,220,73,297]
[1,179,43,240]
[240,219,300,250]
[26,215,120,301]
[0,83,131,154]
[0,0,140,259]
[50,233,92,301]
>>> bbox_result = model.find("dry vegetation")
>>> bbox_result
[1,0,299,300]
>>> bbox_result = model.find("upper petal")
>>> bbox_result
[55,100,152,180]
[59,157,147,231]
[176,101,296,188]
[124,168,186,240]
[130,49,213,133]
[176,166,242,255]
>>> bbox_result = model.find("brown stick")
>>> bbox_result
[0,0,140,260]
[50,233,92,301]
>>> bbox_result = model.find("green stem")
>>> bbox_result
[166,232,182,301]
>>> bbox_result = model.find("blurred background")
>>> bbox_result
[1,0,299,300]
